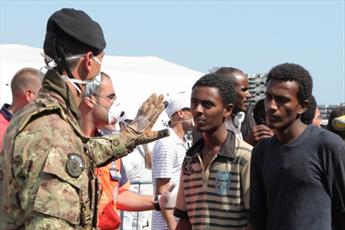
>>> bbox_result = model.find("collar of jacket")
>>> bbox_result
[186,130,236,159]
[41,69,81,122]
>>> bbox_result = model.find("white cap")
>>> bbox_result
[165,93,190,119]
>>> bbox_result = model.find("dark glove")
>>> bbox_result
[121,93,170,151]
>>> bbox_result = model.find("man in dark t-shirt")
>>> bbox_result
[247,63,345,230]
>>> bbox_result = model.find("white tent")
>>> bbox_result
[0,44,203,126]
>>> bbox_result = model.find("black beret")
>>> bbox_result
[44,8,106,58]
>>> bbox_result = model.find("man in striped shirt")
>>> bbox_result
[152,94,193,230]
[174,73,252,230]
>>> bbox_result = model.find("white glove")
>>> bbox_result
[159,183,178,210]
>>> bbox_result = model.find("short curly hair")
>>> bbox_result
[192,73,236,105]
[266,63,313,105]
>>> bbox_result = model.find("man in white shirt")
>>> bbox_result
[152,95,193,230]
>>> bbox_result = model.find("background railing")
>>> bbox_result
[120,180,153,230]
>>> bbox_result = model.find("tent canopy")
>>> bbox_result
[0,44,203,127]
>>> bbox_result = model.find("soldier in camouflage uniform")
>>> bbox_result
[0,8,168,229]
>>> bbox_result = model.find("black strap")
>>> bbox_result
[154,195,161,211]
[173,208,189,219]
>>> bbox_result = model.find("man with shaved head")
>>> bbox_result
[0,67,42,150]
[214,67,254,140]
[0,67,42,229]
[215,67,273,145]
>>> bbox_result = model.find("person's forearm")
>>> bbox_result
[175,219,192,230]
[160,209,176,230]
[116,191,154,211]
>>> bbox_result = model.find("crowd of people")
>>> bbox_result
[0,7,344,230]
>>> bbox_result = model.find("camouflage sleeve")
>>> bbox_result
[87,135,128,167]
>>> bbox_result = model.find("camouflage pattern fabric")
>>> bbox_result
[24,214,78,230]
[0,70,128,229]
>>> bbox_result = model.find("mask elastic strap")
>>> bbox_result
[169,118,193,125]
[93,56,102,65]
[56,45,82,96]
[95,103,110,113]
[41,53,57,68]
[61,75,82,94]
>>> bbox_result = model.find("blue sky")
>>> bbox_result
[1,0,344,105]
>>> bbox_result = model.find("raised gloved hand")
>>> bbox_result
[121,93,170,151]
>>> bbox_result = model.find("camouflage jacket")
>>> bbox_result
[0,70,128,229]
